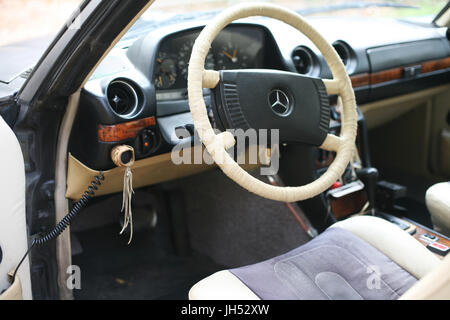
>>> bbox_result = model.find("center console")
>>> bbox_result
[326,165,450,259]
[376,212,450,260]
[313,101,449,259]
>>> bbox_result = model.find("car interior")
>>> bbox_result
[1,0,450,300]
[68,2,450,300]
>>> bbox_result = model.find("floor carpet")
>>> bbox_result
[72,224,222,300]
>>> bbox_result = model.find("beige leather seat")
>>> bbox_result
[426,182,450,236]
[0,116,32,300]
[190,216,450,300]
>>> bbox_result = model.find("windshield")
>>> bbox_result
[116,0,446,43]
[149,0,448,20]
[0,0,447,47]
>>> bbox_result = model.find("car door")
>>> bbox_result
[8,0,154,300]
[0,116,32,300]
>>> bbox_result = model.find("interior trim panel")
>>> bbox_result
[66,147,267,200]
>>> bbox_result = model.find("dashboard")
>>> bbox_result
[68,13,450,185]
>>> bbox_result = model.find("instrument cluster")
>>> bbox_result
[153,25,266,94]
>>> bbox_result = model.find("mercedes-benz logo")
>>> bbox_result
[268,89,292,116]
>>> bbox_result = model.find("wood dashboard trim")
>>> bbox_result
[350,57,450,88]
[370,68,404,85]
[98,116,156,142]
[350,73,370,87]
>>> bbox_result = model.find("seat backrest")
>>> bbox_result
[426,182,450,236]
[400,253,450,300]
[0,116,32,300]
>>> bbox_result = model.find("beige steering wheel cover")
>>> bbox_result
[188,2,357,202]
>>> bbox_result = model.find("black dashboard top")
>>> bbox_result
[89,14,449,99]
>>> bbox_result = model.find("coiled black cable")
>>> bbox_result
[11,172,105,282]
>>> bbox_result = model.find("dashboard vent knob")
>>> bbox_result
[107,80,139,117]
[292,46,315,75]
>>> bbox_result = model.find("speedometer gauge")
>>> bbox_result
[178,40,215,79]
[154,52,177,89]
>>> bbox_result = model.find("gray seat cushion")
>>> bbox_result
[230,228,417,300]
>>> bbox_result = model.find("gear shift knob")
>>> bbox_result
[356,167,379,215]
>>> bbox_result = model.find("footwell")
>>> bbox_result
[72,225,223,300]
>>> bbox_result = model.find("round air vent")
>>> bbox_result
[332,41,356,72]
[333,42,350,68]
[292,46,315,75]
[106,79,139,117]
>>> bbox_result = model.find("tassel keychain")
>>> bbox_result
[111,145,135,244]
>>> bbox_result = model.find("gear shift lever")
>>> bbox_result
[356,167,379,215]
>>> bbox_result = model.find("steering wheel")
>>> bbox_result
[187,2,357,202]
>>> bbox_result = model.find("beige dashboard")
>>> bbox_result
[66,146,269,200]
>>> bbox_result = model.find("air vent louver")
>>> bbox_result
[333,42,350,68]
[107,80,139,117]
[292,46,314,75]
[333,41,357,72]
